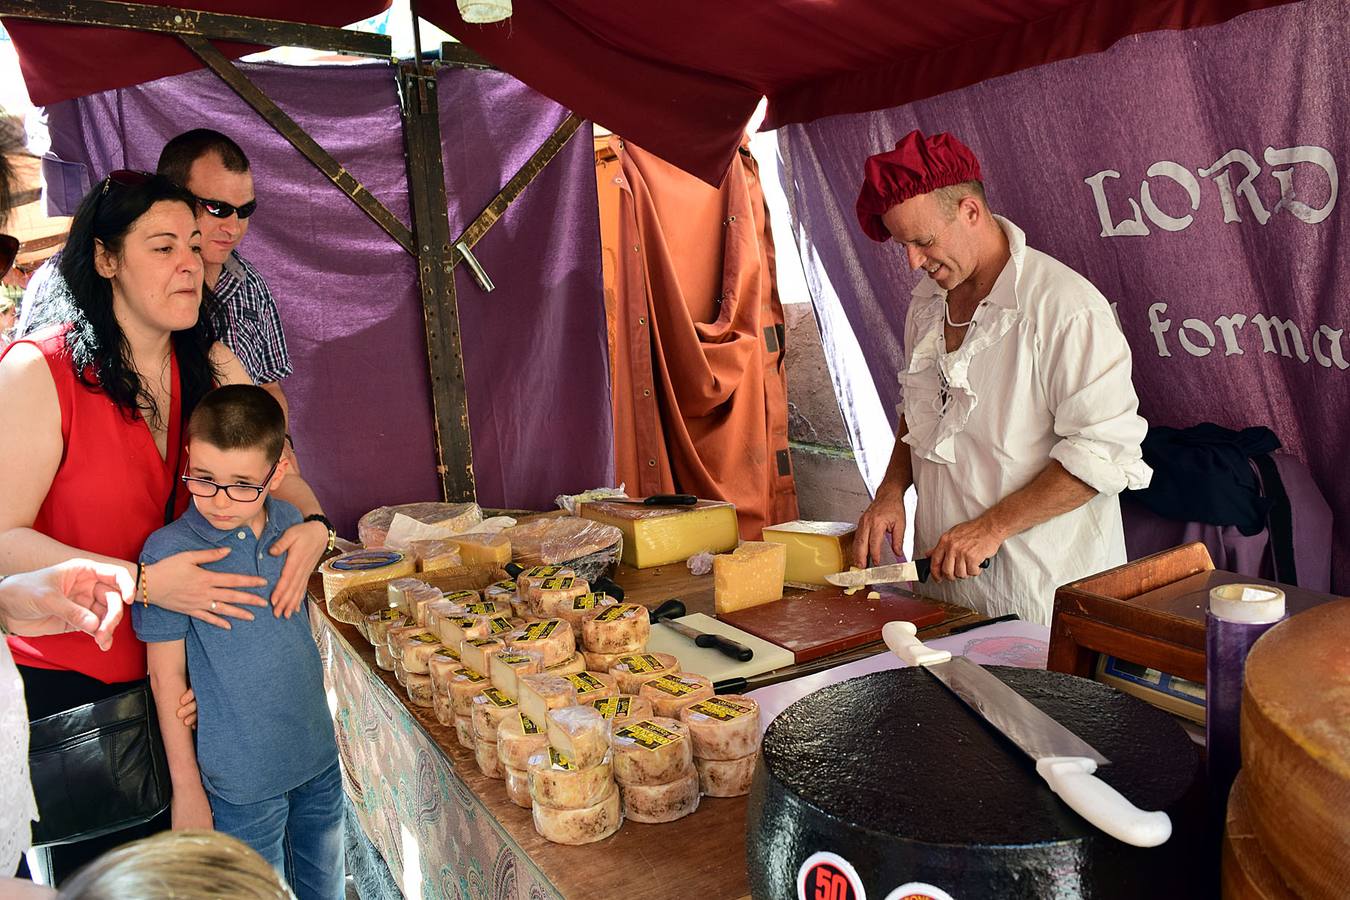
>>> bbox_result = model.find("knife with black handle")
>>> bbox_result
[649,598,753,662]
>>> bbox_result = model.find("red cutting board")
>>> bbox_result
[717,584,949,663]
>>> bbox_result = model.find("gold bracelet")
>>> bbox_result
[141,565,150,608]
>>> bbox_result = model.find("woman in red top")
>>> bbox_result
[0,173,330,881]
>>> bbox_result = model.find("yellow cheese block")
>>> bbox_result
[712,542,786,615]
[447,532,512,566]
[578,499,739,568]
[760,520,857,587]
[319,549,415,603]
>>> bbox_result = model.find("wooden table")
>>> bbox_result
[314,567,978,900]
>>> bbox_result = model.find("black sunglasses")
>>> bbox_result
[101,169,152,195]
[195,196,258,220]
[0,234,17,280]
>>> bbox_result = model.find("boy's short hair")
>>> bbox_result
[157,129,250,188]
[187,385,285,462]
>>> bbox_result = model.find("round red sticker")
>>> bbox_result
[797,851,866,900]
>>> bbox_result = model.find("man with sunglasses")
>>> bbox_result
[19,129,293,419]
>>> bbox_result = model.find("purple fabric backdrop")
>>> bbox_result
[778,0,1348,592]
[44,61,611,535]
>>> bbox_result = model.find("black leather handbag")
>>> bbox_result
[26,679,171,846]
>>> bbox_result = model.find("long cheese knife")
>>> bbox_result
[825,557,989,587]
[649,599,753,662]
[882,620,1172,848]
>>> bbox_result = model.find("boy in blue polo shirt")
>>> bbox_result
[134,385,342,900]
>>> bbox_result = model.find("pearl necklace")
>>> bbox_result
[944,299,975,328]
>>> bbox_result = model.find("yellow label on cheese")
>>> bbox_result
[457,668,487,683]
[539,576,576,591]
[594,604,637,623]
[371,608,403,621]
[449,616,478,629]
[565,672,605,692]
[592,696,633,719]
[647,675,699,697]
[481,687,516,708]
[519,713,541,735]
[569,592,607,610]
[437,646,462,662]
[490,580,517,592]
[497,652,534,666]
[548,746,576,770]
[618,653,667,673]
[615,720,679,751]
[412,632,440,644]
[486,616,514,635]
[518,620,560,642]
[464,601,502,615]
[524,565,565,578]
[466,637,498,648]
[443,590,478,604]
[687,698,751,721]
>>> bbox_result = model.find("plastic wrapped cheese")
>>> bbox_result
[358,501,482,548]
[386,577,427,613]
[474,737,503,779]
[610,717,695,787]
[423,600,464,634]
[429,653,463,703]
[517,672,579,727]
[471,687,519,742]
[460,598,508,618]
[620,771,700,823]
[531,783,621,845]
[374,643,396,672]
[459,637,504,676]
[448,667,489,717]
[502,516,622,566]
[527,747,615,810]
[556,591,620,630]
[403,633,446,675]
[408,587,447,628]
[364,608,409,649]
[507,619,576,668]
[497,712,549,770]
[455,715,476,749]
[581,604,651,654]
[439,613,514,648]
[405,672,434,708]
[640,673,715,718]
[503,765,533,808]
[582,649,632,672]
[532,576,591,619]
[563,671,618,706]
[440,589,481,608]
[483,579,518,604]
[546,705,611,770]
[680,695,761,760]
[386,623,426,662]
[320,549,415,603]
[516,565,577,608]
[694,752,757,797]
[545,651,586,676]
[488,648,544,700]
[609,652,680,694]
[446,532,512,566]
[591,694,655,728]
[409,538,462,573]
[393,658,408,687]
[432,688,455,727]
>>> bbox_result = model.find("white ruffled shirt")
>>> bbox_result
[899,216,1151,624]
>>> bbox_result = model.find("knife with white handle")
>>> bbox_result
[882,621,1172,848]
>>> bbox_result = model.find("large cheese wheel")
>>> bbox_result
[364,608,408,648]
[459,637,504,676]
[547,705,611,770]
[610,717,695,787]
[680,695,760,761]
[591,694,654,728]
[448,668,489,717]
[555,591,620,630]
[507,618,576,668]
[320,549,415,603]
[531,783,621,846]
[503,765,533,809]
[580,604,650,654]
[498,712,549,770]
[489,648,544,700]
[532,575,591,618]
[432,690,455,727]
[695,752,757,797]
[405,672,434,708]
[527,747,615,810]
[402,633,446,675]
[516,566,577,608]
[1241,599,1350,899]
[620,771,700,824]
[454,715,475,749]
[639,673,715,718]
[545,651,586,676]
[563,671,618,706]
[609,652,680,694]
[518,673,578,727]
[471,687,519,742]
[474,738,503,779]
[358,501,481,548]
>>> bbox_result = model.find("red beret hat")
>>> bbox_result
[855,130,982,242]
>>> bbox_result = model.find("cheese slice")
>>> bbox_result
[409,539,463,573]
[609,652,680,694]
[694,752,758,797]
[578,499,739,568]
[527,747,616,811]
[459,637,504,676]
[680,695,760,760]
[446,532,512,566]
[712,542,786,615]
[619,771,700,824]
[498,712,549,770]
[320,549,415,603]
[639,673,715,718]
[517,673,579,727]
[503,765,533,809]
[580,604,650,654]
[531,782,621,845]
[610,717,695,787]
[489,648,544,700]
[760,520,857,587]
[546,705,611,769]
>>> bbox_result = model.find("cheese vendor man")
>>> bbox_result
[852,130,1151,624]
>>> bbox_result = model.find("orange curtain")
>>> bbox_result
[596,135,797,539]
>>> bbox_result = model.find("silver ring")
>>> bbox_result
[210,601,217,611]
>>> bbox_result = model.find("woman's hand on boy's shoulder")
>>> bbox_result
[267,519,328,618]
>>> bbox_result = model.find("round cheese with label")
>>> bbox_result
[403,633,446,675]
[695,752,757,797]
[364,608,409,648]
[556,591,620,630]
[582,649,632,672]
[610,717,695,787]
[320,549,415,603]
[639,672,715,718]
[454,714,475,749]
[620,771,701,824]
[531,783,621,845]
[680,695,760,761]
[459,636,504,677]
[545,650,586,676]
[471,687,519,742]
[405,672,434,707]
[489,648,544,700]
[516,565,577,609]
[517,673,578,727]
[609,652,680,694]
[428,649,462,695]
[386,623,426,661]
[474,737,503,779]
[547,705,612,770]
[533,575,591,619]
[507,618,576,667]
[448,667,489,717]
[581,604,651,654]
[497,712,549,770]
[563,670,618,706]
[433,689,455,727]
[591,694,654,728]
[484,579,518,605]
[503,765,532,809]
[424,599,465,634]
[527,747,615,810]
[439,612,515,649]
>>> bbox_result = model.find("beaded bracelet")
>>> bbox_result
[140,564,151,608]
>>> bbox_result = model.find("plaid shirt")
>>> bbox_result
[18,250,291,385]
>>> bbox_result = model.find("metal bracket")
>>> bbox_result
[454,241,495,292]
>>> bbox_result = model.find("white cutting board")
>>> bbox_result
[646,613,795,683]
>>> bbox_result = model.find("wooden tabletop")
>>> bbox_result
[314,565,980,900]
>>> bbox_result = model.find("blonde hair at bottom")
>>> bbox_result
[57,830,295,900]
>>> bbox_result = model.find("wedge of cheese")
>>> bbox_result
[446,532,512,566]
[578,500,739,568]
[518,673,578,727]
[760,520,857,587]
[488,648,544,700]
[712,542,786,615]
[546,705,611,770]
[408,539,462,573]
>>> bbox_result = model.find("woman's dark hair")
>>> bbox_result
[56,173,219,426]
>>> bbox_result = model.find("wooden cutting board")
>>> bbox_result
[646,613,795,684]
[718,584,949,663]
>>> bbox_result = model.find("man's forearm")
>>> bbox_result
[876,417,913,497]
[981,460,1097,541]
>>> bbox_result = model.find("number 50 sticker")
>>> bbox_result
[797,851,866,900]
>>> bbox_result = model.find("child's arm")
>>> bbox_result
[146,640,214,830]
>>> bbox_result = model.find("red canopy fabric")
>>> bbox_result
[428,0,1297,184]
[4,0,390,108]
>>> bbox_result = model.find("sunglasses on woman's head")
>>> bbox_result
[195,196,257,220]
[100,169,152,196]
[0,234,18,279]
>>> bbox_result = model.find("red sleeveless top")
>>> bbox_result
[5,326,188,684]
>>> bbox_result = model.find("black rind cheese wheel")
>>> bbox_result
[747,667,1201,899]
